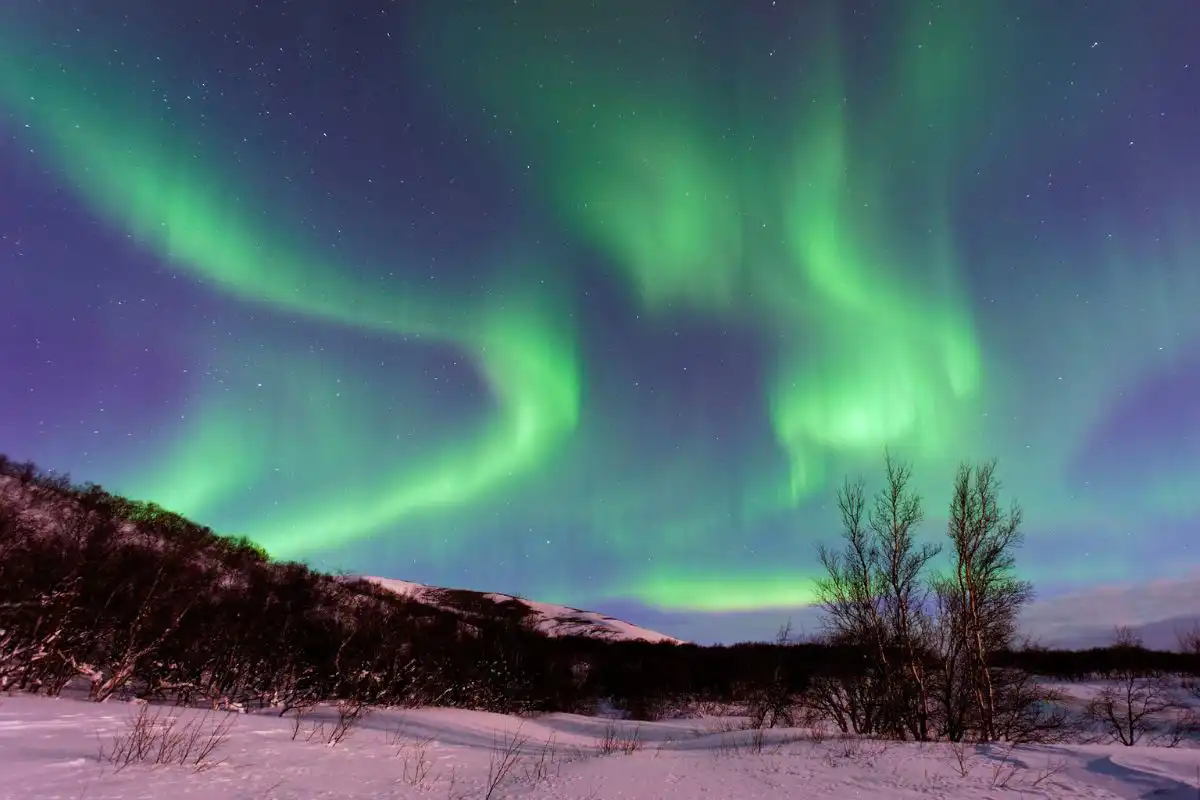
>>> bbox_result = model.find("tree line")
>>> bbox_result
[808,454,1198,744]
[0,453,1196,744]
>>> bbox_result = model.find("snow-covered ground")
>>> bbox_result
[1,693,1198,799]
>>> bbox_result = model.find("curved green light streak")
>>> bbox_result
[568,119,746,313]
[773,84,982,495]
[0,37,580,556]
[398,0,998,606]
[130,398,272,520]
[244,307,580,557]
[423,3,986,554]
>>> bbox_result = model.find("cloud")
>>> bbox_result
[1019,572,1200,650]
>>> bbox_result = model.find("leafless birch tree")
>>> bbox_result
[942,460,1032,742]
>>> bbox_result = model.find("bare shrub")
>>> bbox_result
[296,701,369,747]
[746,725,768,754]
[942,740,1064,791]
[742,622,803,730]
[985,742,1021,789]
[1179,622,1200,658]
[991,669,1075,744]
[1179,623,1200,701]
[1087,681,1172,746]
[1029,756,1069,789]
[302,719,327,744]
[1086,627,1182,746]
[596,721,642,755]
[522,733,562,784]
[484,726,527,800]
[327,700,369,746]
[442,765,468,800]
[690,699,733,718]
[288,704,314,742]
[945,739,976,778]
[390,724,438,789]
[821,733,893,769]
[1161,707,1200,748]
[711,731,743,759]
[654,735,674,758]
[795,700,829,743]
[833,732,865,759]
[706,718,741,735]
[744,687,797,730]
[98,704,235,772]
[596,722,621,755]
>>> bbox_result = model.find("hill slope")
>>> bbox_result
[0,467,680,647]
[363,577,683,644]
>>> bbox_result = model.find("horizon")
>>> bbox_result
[352,569,1200,651]
[2,462,1199,653]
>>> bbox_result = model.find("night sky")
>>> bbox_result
[2,1,1198,642]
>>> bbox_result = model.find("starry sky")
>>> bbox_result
[2,1,1198,643]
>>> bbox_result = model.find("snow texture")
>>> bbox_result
[1,693,1198,799]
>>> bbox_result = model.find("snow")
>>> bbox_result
[489,595,682,644]
[361,576,683,644]
[1,693,1197,799]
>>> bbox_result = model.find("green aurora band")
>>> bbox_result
[0,35,582,557]
[419,3,989,497]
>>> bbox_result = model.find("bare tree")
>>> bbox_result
[943,460,1032,742]
[813,454,939,740]
[868,455,939,740]
[88,560,197,702]
[815,478,881,656]
[1178,623,1200,700]
[813,477,885,735]
[928,575,972,741]
[745,621,801,729]
[1086,627,1181,746]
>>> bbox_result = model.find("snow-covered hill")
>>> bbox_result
[361,576,684,644]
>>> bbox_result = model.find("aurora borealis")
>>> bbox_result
[2,1,1198,641]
